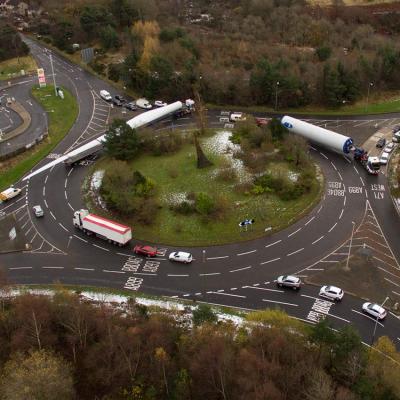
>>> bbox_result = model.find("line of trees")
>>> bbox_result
[0,290,398,399]
[0,22,29,63]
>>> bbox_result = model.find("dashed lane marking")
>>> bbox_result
[244,286,284,293]
[73,235,87,243]
[288,227,301,237]
[265,240,282,248]
[287,248,304,257]
[58,222,69,232]
[74,268,95,271]
[92,244,110,251]
[351,309,384,327]
[262,299,298,307]
[103,270,125,274]
[68,203,74,211]
[229,266,252,273]
[167,274,189,277]
[199,272,221,276]
[117,252,132,257]
[207,292,247,298]
[50,211,56,220]
[9,267,32,270]
[339,209,344,219]
[207,255,229,260]
[328,222,337,232]
[237,249,257,256]
[133,272,157,276]
[260,257,280,265]
[304,216,315,226]
[312,236,324,245]
[42,266,64,269]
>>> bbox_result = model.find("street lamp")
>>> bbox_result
[366,82,374,112]
[275,81,280,111]
[371,296,389,345]
[345,221,355,271]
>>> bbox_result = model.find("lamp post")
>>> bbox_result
[345,221,355,271]
[49,53,57,96]
[366,82,373,112]
[371,296,389,345]
[275,81,280,111]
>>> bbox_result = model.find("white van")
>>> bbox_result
[0,187,22,201]
[100,90,112,102]
[136,98,152,109]
[230,112,246,122]
[393,131,400,143]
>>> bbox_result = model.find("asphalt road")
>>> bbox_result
[1,38,400,349]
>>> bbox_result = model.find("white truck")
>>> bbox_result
[73,209,132,246]
[0,187,22,202]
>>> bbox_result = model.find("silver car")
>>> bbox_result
[362,302,387,320]
[169,251,193,264]
[319,285,344,301]
[276,275,301,290]
[33,205,44,217]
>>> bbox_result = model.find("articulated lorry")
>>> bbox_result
[281,116,380,175]
[73,209,132,246]
[64,140,103,167]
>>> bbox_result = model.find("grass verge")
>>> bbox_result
[0,85,78,190]
[0,55,37,80]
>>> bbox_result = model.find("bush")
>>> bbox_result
[316,46,332,61]
[195,192,216,216]
[192,304,217,326]
[108,63,121,82]
[89,60,106,75]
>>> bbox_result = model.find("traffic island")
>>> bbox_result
[0,213,27,253]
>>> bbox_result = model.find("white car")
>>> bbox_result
[100,90,112,102]
[168,251,193,264]
[276,275,301,290]
[319,285,344,301]
[383,142,394,153]
[32,205,44,217]
[379,152,389,165]
[136,98,153,109]
[362,302,387,320]
[154,100,167,107]
[0,187,22,201]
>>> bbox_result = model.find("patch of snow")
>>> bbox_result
[91,170,104,191]
[163,192,192,206]
[287,171,300,182]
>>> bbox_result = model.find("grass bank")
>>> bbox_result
[90,133,322,246]
[0,85,78,190]
[0,56,37,80]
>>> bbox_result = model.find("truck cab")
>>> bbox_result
[367,156,381,174]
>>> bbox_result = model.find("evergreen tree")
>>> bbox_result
[104,119,139,161]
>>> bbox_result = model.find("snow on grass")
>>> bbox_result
[163,192,191,206]
[89,170,107,210]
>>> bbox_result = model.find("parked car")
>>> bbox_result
[168,251,193,264]
[32,205,44,217]
[0,187,22,201]
[276,275,301,290]
[383,142,395,153]
[136,98,152,109]
[393,131,400,143]
[100,90,112,102]
[255,117,269,127]
[392,125,400,134]
[124,102,137,111]
[154,100,167,107]
[380,152,389,165]
[376,137,386,148]
[362,302,387,320]
[134,245,158,257]
[319,285,344,301]
[112,96,124,107]
[114,95,125,103]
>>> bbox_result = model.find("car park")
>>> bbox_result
[100,90,112,102]
[379,152,389,165]
[154,100,167,107]
[393,132,400,143]
[383,142,394,153]
[392,125,400,134]
[319,285,344,301]
[134,245,158,257]
[112,96,124,107]
[376,137,386,148]
[32,205,44,217]
[124,102,137,111]
[115,95,125,103]
[362,302,387,320]
[168,251,193,264]
[276,275,301,290]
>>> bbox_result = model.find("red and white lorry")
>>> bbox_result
[73,209,132,246]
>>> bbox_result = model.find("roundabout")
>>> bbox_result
[1,38,400,349]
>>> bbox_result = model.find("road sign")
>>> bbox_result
[81,47,94,64]
[37,68,46,88]
[239,219,255,227]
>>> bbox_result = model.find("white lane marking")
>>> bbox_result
[288,227,301,237]
[44,199,48,208]
[328,223,337,232]
[64,179,67,188]
[68,202,74,211]
[208,291,246,298]
[50,211,56,220]
[230,288,237,290]
[229,266,252,273]
[195,293,202,296]
[167,274,189,277]
[207,255,229,260]
[287,248,304,257]
[237,249,257,256]
[73,234,87,243]
[330,161,337,171]
[351,309,384,327]
[42,266,64,269]
[9,267,32,270]
[103,270,125,274]
[338,172,343,180]
[262,299,298,306]
[93,244,110,251]
[44,175,48,184]
[133,272,157,276]
[304,216,315,226]
[360,177,365,186]
[42,187,45,196]
[320,152,328,159]
[58,222,69,232]
[260,257,280,265]
[74,268,95,271]
[317,205,323,213]
[117,252,132,257]
[64,191,67,199]
[307,268,324,271]
[244,286,284,293]
[265,240,282,248]
[67,168,74,177]
[199,272,221,276]
[312,235,324,245]
[339,209,344,219]
[353,166,359,175]
[344,196,347,206]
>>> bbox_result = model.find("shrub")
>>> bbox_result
[195,192,215,216]
[192,304,217,326]
[171,201,196,215]
[316,46,332,61]
[108,63,121,82]
[216,167,237,182]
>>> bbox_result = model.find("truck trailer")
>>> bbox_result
[73,209,132,246]
[281,115,380,175]
[64,140,103,167]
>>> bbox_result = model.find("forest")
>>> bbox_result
[0,289,398,399]
[25,0,400,108]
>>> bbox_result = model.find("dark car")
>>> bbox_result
[113,96,124,107]
[133,245,158,257]
[124,101,137,111]
[115,95,125,103]
[376,137,386,148]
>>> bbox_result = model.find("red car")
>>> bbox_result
[255,117,269,127]
[133,245,158,257]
